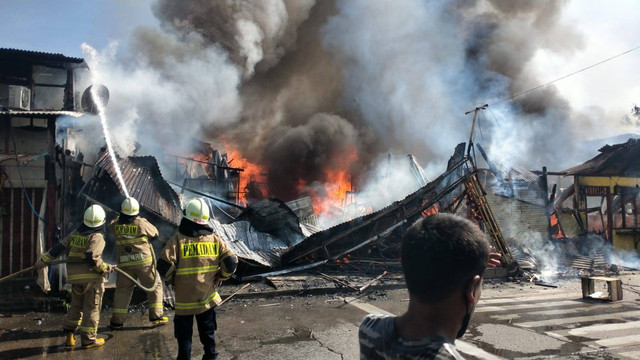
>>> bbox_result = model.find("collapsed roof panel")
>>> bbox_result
[84,153,182,225]
[211,220,288,268]
[562,138,640,177]
[281,156,474,266]
[234,196,307,247]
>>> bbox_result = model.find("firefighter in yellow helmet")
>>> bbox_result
[35,204,115,348]
[108,197,168,329]
[158,198,238,360]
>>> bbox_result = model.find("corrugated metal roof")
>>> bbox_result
[211,220,289,268]
[479,169,547,207]
[281,157,473,265]
[486,192,548,240]
[0,48,85,63]
[87,153,182,225]
[504,168,539,183]
[0,110,84,117]
[562,138,640,177]
[235,196,307,247]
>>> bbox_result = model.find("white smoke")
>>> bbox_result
[357,153,423,212]
[322,1,474,179]
[79,32,242,157]
[61,0,639,222]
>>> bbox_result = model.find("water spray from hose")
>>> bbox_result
[90,86,130,198]
[81,43,129,198]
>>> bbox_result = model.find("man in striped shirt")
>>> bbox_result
[359,213,498,360]
[158,198,238,360]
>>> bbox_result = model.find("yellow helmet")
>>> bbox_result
[183,198,210,225]
[84,204,106,228]
[121,197,140,216]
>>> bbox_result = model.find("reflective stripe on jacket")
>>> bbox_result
[109,216,158,268]
[159,232,235,315]
[43,230,107,284]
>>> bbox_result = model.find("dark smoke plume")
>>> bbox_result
[93,0,596,204]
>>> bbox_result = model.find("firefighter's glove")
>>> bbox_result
[106,264,117,273]
[35,258,47,269]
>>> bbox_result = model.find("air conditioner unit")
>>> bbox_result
[0,85,31,110]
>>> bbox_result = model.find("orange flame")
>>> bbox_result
[225,148,266,206]
[298,147,358,216]
[549,212,565,238]
[422,203,440,217]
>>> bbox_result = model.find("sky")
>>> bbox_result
[0,0,157,57]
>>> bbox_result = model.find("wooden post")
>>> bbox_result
[464,104,488,156]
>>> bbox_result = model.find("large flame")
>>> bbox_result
[223,145,359,216]
[298,146,359,216]
[225,148,266,206]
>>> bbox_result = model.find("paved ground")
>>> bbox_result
[1,271,639,359]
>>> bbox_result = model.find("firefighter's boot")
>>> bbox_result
[82,337,105,349]
[65,332,76,348]
[151,316,169,325]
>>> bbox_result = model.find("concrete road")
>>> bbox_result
[1,272,639,359]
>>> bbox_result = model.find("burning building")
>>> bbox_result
[556,138,640,255]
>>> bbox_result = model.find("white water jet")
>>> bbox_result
[90,85,130,198]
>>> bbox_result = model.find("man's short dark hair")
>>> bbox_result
[401,213,489,303]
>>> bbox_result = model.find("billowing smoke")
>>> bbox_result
[80,31,242,159]
[260,113,358,200]
[152,0,316,78]
[73,0,631,210]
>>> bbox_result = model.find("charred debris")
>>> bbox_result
[70,137,637,294]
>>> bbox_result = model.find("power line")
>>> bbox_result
[490,45,640,107]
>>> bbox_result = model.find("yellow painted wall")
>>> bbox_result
[575,176,640,254]
[576,176,640,188]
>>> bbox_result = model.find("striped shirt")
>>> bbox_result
[359,314,465,360]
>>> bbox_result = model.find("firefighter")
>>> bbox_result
[35,204,115,348]
[109,196,168,329]
[157,198,238,360]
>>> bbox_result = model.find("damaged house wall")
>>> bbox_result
[0,116,51,278]
[0,48,89,278]
[561,138,640,254]
[479,169,549,241]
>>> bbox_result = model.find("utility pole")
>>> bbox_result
[465,104,488,156]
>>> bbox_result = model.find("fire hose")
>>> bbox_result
[0,257,161,293]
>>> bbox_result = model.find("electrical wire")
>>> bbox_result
[205,197,236,221]
[487,107,501,127]
[489,45,640,107]
[477,110,486,141]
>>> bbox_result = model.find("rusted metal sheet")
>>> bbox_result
[84,153,182,225]
[211,220,288,268]
[0,187,44,277]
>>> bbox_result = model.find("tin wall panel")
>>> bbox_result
[0,187,44,277]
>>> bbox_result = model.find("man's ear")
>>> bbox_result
[465,275,482,305]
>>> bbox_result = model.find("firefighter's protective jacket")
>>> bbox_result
[159,232,235,315]
[41,229,107,284]
[109,216,159,268]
